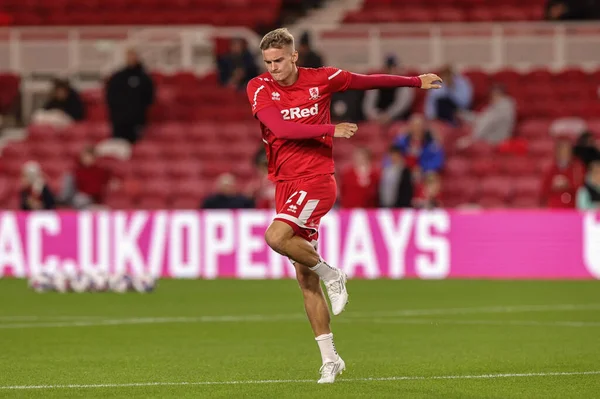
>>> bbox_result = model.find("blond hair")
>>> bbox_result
[259,28,295,51]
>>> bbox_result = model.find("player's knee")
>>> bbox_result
[264,222,293,253]
[264,227,286,253]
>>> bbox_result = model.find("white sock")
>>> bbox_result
[315,333,339,364]
[309,260,339,281]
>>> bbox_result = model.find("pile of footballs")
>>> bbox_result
[28,271,157,293]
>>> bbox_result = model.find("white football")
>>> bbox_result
[53,272,71,293]
[28,272,54,293]
[70,272,92,293]
[131,274,157,293]
[108,273,132,293]
[88,271,109,292]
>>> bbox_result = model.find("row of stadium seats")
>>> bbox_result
[346,0,547,23]
[0,0,280,26]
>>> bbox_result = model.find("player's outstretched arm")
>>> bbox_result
[347,72,443,90]
[257,107,336,140]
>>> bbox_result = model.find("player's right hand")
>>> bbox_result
[419,73,443,89]
[334,123,358,139]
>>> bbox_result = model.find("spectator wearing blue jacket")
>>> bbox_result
[425,64,473,125]
[393,114,445,174]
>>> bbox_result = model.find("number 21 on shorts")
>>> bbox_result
[286,190,307,206]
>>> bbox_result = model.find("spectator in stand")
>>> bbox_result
[106,49,155,144]
[297,31,324,69]
[456,83,516,148]
[59,146,117,209]
[379,145,413,208]
[31,78,85,127]
[340,147,380,208]
[245,148,276,209]
[545,0,600,20]
[362,55,415,125]
[19,161,55,211]
[573,130,600,170]
[576,160,600,209]
[540,137,585,208]
[202,173,255,209]
[393,114,445,175]
[413,172,443,209]
[217,38,259,91]
[425,64,472,125]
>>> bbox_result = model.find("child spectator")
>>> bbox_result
[19,161,55,210]
[202,173,254,209]
[540,137,585,208]
[413,172,443,209]
[340,147,380,208]
[59,146,116,209]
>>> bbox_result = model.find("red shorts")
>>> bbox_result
[274,174,337,244]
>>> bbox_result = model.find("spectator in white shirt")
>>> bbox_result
[456,83,516,149]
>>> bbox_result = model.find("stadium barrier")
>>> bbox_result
[0,210,598,280]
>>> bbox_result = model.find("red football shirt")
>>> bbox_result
[247,67,352,182]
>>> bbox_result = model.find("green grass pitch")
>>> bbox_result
[0,278,599,398]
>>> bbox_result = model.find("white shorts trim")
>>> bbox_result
[274,213,316,232]
[299,199,319,224]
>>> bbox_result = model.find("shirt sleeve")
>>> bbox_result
[322,67,353,93]
[246,78,273,116]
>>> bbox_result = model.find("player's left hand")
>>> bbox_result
[419,73,443,89]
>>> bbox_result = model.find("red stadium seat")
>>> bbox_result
[478,195,508,209]
[140,179,172,200]
[166,160,202,180]
[442,177,479,203]
[513,175,541,197]
[131,142,162,160]
[137,196,169,210]
[161,143,196,159]
[528,139,555,158]
[511,195,540,209]
[444,156,470,178]
[499,156,536,176]
[134,161,168,178]
[470,158,498,177]
[171,197,201,209]
[518,119,551,139]
[480,176,513,200]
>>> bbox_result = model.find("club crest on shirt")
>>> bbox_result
[309,87,320,100]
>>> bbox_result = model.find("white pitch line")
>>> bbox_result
[353,304,600,318]
[0,314,307,329]
[362,318,600,328]
[1,304,599,329]
[1,371,599,390]
[0,316,103,322]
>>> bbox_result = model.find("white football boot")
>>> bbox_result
[317,357,346,384]
[324,270,348,315]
